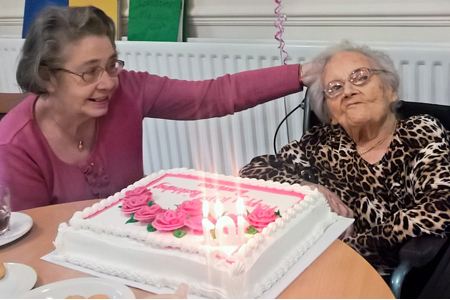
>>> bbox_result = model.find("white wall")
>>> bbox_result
[1,0,450,43]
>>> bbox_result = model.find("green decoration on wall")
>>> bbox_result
[128,0,183,42]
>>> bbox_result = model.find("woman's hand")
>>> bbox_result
[302,181,354,219]
[149,283,189,299]
[302,181,355,239]
[300,62,322,87]
[339,223,355,240]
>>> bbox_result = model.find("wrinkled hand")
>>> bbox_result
[339,223,354,240]
[149,283,189,299]
[302,181,354,218]
[301,62,322,87]
[302,182,355,239]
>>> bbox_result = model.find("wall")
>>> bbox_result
[1,0,450,43]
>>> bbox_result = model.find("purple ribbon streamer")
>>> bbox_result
[274,0,289,65]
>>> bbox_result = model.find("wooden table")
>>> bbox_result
[0,200,395,299]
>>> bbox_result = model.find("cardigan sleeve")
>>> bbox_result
[118,64,303,120]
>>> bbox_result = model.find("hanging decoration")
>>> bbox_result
[274,0,289,65]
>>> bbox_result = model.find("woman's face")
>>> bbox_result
[47,35,119,118]
[322,51,397,129]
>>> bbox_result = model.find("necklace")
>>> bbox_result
[50,118,90,152]
[78,140,84,152]
[357,122,396,156]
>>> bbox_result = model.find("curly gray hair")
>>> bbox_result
[307,40,400,123]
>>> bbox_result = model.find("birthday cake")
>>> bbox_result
[54,169,340,298]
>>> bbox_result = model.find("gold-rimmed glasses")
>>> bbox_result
[55,60,125,84]
[323,67,389,98]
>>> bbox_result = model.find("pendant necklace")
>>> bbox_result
[78,140,84,152]
[51,118,88,152]
[357,122,396,156]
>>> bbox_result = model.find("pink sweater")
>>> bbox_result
[0,65,301,211]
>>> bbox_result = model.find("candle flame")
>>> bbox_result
[237,197,244,215]
[202,201,209,218]
[215,199,223,217]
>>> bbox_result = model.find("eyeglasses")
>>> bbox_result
[323,67,388,98]
[55,60,125,84]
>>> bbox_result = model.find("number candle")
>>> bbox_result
[237,197,249,243]
[214,199,238,246]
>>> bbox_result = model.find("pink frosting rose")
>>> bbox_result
[247,207,277,231]
[134,204,166,222]
[121,193,153,214]
[184,215,204,235]
[152,210,186,231]
[177,199,203,218]
[125,186,152,197]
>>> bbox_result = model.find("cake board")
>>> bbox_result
[42,217,353,299]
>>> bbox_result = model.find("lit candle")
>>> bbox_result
[215,215,238,246]
[203,199,210,218]
[202,201,214,245]
[237,197,249,243]
[214,199,238,246]
[236,197,245,215]
[214,198,222,218]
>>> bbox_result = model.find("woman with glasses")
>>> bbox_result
[0,6,315,211]
[240,40,450,277]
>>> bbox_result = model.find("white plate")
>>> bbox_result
[0,263,37,299]
[0,212,33,246]
[20,277,136,299]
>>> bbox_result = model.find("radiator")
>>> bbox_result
[1,39,450,176]
[116,41,308,176]
[0,39,24,93]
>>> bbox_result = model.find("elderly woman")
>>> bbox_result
[0,6,317,211]
[240,41,450,276]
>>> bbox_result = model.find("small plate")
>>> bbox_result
[20,277,136,299]
[0,212,33,246]
[0,263,37,299]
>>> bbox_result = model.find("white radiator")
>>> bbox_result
[0,39,24,93]
[1,39,450,176]
[116,41,308,176]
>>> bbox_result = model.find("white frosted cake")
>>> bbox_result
[54,168,339,298]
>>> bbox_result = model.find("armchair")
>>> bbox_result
[388,100,450,298]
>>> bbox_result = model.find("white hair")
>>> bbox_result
[307,40,400,123]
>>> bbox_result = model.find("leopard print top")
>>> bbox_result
[239,115,450,275]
